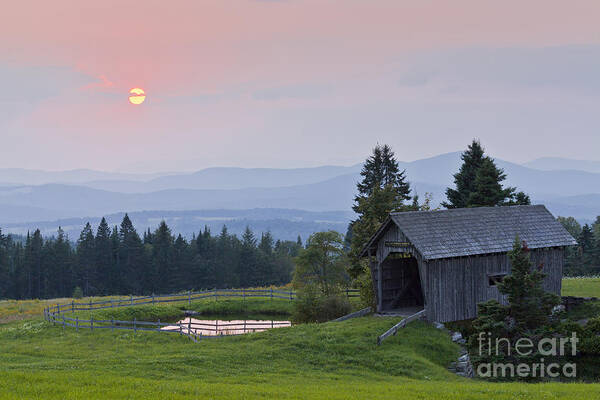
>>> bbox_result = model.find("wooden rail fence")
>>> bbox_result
[376,309,426,345]
[43,288,359,343]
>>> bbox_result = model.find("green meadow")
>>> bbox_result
[0,278,599,399]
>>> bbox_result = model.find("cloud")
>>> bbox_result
[0,64,94,102]
[396,45,600,96]
[252,83,331,101]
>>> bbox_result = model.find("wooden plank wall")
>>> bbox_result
[370,224,565,321]
[424,248,564,322]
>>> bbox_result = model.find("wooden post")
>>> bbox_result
[214,288,217,302]
[76,317,79,332]
[133,318,137,333]
[188,290,191,307]
[243,320,246,334]
[91,316,94,331]
[130,295,134,306]
[89,299,92,310]
[62,314,65,330]
[157,319,161,332]
[271,320,274,329]
[377,260,382,312]
[57,303,60,315]
[215,319,218,335]
[289,290,293,301]
[270,287,273,301]
[188,318,191,335]
[72,300,75,313]
[111,319,114,332]
[111,299,114,308]
[179,323,182,336]
[152,293,155,305]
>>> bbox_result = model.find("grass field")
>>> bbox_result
[562,277,600,298]
[1,278,599,399]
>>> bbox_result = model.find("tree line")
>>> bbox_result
[558,216,600,276]
[0,215,301,300]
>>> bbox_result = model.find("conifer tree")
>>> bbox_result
[443,140,486,209]
[349,144,412,279]
[150,221,174,292]
[95,218,112,294]
[498,238,560,330]
[443,140,530,208]
[76,222,96,296]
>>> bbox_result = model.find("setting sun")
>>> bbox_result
[128,88,146,105]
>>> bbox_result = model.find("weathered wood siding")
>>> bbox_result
[370,225,565,322]
[423,248,564,322]
[373,224,427,312]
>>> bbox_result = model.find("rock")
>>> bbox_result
[456,361,469,371]
[458,354,469,362]
[451,332,463,342]
[433,322,445,330]
[552,304,566,315]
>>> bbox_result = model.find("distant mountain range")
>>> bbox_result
[524,157,600,174]
[0,153,598,238]
[2,209,354,242]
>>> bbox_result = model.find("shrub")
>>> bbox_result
[72,286,83,299]
[580,336,600,356]
[291,286,351,324]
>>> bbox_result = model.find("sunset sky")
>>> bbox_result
[2,0,600,172]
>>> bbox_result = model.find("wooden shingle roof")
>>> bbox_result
[362,205,577,261]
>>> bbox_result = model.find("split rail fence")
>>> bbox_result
[44,288,359,342]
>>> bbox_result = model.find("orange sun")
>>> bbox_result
[129,88,146,105]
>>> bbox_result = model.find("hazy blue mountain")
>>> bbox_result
[0,153,598,230]
[78,165,363,193]
[0,173,360,223]
[524,157,600,173]
[2,209,354,241]
[0,168,167,185]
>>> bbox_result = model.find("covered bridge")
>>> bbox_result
[360,205,577,323]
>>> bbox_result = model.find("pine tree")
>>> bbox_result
[467,158,512,207]
[53,227,72,298]
[150,221,174,292]
[443,140,486,209]
[349,144,412,279]
[443,140,530,208]
[0,229,10,299]
[119,214,145,294]
[95,218,112,295]
[238,226,258,287]
[498,237,560,330]
[76,222,96,296]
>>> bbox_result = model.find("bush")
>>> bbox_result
[355,268,375,309]
[292,286,351,323]
[72,286,83,299]
[580,336,600,356]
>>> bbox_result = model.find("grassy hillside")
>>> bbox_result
[1,279,599,398]
[1,315,599,399]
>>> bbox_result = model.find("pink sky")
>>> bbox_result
[2,0,600,171]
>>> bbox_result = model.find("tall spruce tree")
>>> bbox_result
[0,229,10,299]
[150,221,174,292]
[349,144,412,279]
[95,218,112,294]
[443,140,530,208]
[76,222,96,296]
[119,214,145,294]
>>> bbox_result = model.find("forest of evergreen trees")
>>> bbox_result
[0,215,301,300]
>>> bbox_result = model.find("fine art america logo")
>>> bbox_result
[476,332,578,378]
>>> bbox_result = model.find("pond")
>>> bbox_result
[161,317,292,336]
